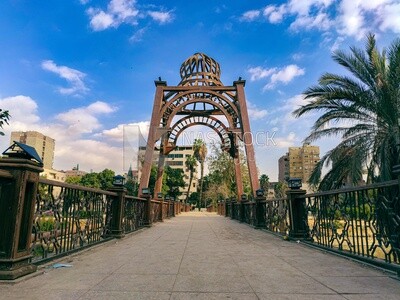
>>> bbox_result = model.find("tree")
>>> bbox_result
[163,166,185,199]
[0,109,10,136]
[184,154,198,204]
[259,174,270,192]
[65,176,81,185]
[80,172,101,189]
[294,33,400,190]
[193,139,207,208]
[98,169,115,190]
[274,182,288,199]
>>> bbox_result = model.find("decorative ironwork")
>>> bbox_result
[304,181,400,266]
[244,202,256,226]
[32,179,113,262]
[265,198,289,236]
[123,196,146,233]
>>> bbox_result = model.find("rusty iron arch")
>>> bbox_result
[139,53,260,199]
[168,115,231,149]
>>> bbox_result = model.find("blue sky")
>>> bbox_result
[0,0,399,180]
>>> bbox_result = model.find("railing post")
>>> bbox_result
[0,157,43,280]
[107,186,126,238]
[230,200,235,219]
[240,200,248,222]
[255,195,266,229]
[142,195,152,227]
[286,189,309,239]
[224,200,229,217]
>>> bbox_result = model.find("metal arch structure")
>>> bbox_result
[139,53,260,199]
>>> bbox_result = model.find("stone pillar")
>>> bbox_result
[107,186,126,238]
[0,158,43,280]
[255,196,266,229]
[286,189,309,239]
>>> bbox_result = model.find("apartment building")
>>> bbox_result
[10,131,55,169]
[137,145,199,200]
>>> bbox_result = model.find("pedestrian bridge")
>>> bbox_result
[1,212,399,299]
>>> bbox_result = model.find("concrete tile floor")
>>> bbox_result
[0,212,399,300]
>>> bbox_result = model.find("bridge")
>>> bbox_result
[1,211,399,299]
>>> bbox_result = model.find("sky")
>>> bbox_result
[0,0,399,180]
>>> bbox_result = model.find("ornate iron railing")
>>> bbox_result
[123,196,146,233]
[151,200,162,222]
[243,201,255,226]
[302,181,400,270]
[32,178,114,262]
[265,198,289,236]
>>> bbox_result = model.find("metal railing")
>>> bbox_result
[219,181,400,275]
[302,181,400,271]
[123,196,147,233]
[32,178,115,262]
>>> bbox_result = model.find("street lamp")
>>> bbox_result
[157,192,163,199]
[287,178,302,190]
[141,187,150,195]
[256,189,264,197]
[112,175,125,187]
[241,194,247,201]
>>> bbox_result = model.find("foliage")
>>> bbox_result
[0,109,10,136]
[274,182,288,198]
[148,164,158,195]
[184,154,198,203]
[71,169,116,190]
[194,139,207,207]
[188,191,199,204]
[80,172,101,189]
[65,176,81,185]
[163,166,185,199]
[294,33,400,190]
[259,174,270,191]
[97,169,115,190]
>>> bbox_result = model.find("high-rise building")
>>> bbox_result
[137,145,198,200]
[288,143,320,183]
[10,131,55,169]
[279,143,320,189]
[278,154,289,182]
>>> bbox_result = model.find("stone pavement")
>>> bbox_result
[1,212,399,300]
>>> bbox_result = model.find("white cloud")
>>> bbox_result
[273,132,297,148]
[264,65,305,90]
[41,60,89,96]
[55,101,117,135]
[130,27,147,42]
[148,11,173,24]
[243,0,400,42]
[0,96,40,131]
[263,4,287,23]
[88,9,115,31]
[248,66,276,81]
[241,10,260,21]
[247,102,268,120]
[84,0,173,38]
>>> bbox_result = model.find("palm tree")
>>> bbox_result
[184,154,198,204]
[294,33,400,190]
[193,139,207,209]
[259,174,270,192]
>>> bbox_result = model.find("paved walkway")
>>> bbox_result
[1,212,399,299]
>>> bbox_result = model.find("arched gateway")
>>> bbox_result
[139,53,260,199]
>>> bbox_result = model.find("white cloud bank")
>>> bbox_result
[0,95,147,174]
[241,0,400,40]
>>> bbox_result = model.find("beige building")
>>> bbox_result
[10,131,55,169]
[137,145,199,200]
[279,143,320,189]
[41,168,66,182]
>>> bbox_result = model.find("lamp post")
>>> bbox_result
[255,189,266,229]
